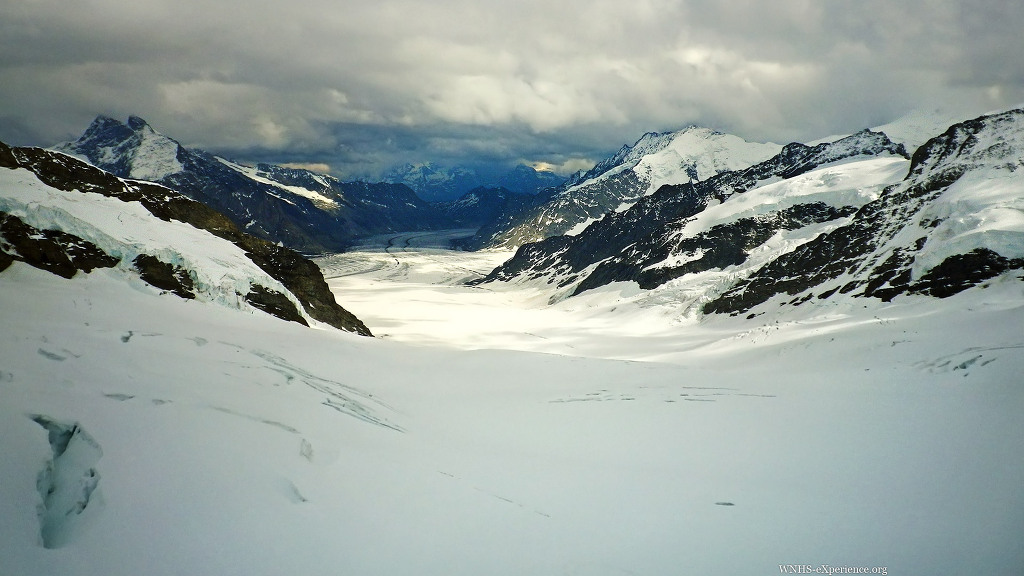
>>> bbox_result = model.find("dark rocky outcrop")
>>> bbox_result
[482,130,908,295]
[244,284,308,326]
[54,116,451,253]
[704,109,1024,314]
[132,254,196,300]
[575,203,858,295]
[1,140,372,335]
[436,186,533,229]
[0,212,119,278]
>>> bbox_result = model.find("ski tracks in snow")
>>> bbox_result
[435,470,552,520]
[222,343,404,432]
[913,344,1024,377]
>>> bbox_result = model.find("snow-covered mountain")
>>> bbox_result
[464,126,782,250]
[871,108,970,152]
[480,130,907,294]
[382,162,485,203]
[382,162,565,202]
[495,164,566,196]
[4,188,1022,575]
[481,109,1024,319]
[2,115,1023,576]
[436,186,533,229]
[705,108,1024,315]
[0,139,371,335]
[54,116,450,253]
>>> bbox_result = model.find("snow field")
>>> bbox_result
[3,126,1024,574]
[3,237,1023,575]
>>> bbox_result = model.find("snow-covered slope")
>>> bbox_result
[3,108,1023,576]
[706,108,1024,315]
[481,130,909,304]
[466,126,782,250]
[3,225,1022,575]
[809,109,967,151]
[483,110,1024,321]
[54,116,450,253]
[0,140,371,334]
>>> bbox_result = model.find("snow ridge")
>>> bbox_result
[0,141,372,334]
[470,126,781,250]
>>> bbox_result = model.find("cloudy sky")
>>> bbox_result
[2,0,1022,179]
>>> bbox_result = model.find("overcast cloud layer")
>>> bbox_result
[2,0,1022,179]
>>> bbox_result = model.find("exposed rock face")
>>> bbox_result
[53,116,449,253]
[436,186,533,229]
[482,130,909,297]
[574,203,859,295]
[704,110,1024,314]
[464,126,783,250]
[0,212,119,278]
[244,284,308,326]
[1,140,372,335]
[131,254,196,300]
[481,110,1024,313]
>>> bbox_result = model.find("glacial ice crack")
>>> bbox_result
[31,415,103,549]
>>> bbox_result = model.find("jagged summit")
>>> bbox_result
[51,116,453,253]
[382,162,565,201]
[56,115,186,182]
[126,115,149,130]
[479,109,1024,316]
[463,125,782,250]
[704,108,1024,314]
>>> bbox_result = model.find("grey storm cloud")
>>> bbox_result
[2,0,1022,179]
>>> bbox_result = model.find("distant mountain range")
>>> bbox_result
[382,162,565,202]
[459,126,783,250]
[435,186,533,229]
[54,116,452,253]
[479,108,1024,316]
[30,108,1024,320]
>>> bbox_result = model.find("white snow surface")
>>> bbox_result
[570,126,781,197]
[632,126,782,192]
[808,109,966,150]
[910,167,1024,276]
[871,109,969,152]
[3,208,1023,574]
[125,123,184,181]
[0,167,309,321]
[680,155,909,237]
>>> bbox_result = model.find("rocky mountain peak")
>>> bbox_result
[126,115,150,131]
